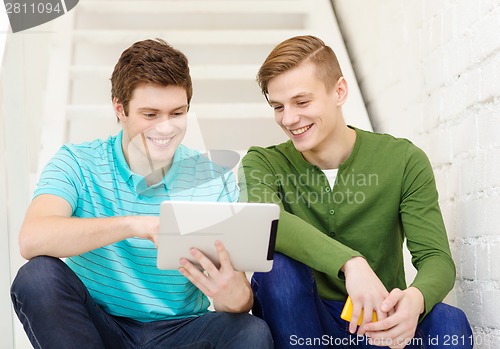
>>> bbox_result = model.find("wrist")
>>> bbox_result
[406,286,425,314]
[214,274,253,313]
[341,256,367,275]
[214,287,253,313]
[121,216,138,239]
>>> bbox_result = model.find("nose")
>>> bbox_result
[152,118,173,133]
[280,108,300,128]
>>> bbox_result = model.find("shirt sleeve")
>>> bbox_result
[401,144,456,318]
[238,148,362,281]
[33,145,84,213]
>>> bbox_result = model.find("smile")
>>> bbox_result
[148,137,172,146]
[290,124,312,135]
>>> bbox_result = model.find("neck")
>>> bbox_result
[302,123,356,170]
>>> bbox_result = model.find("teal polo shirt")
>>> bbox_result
[34,131,238,322]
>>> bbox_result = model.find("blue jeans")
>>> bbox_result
[252,253,473,349]
[11,256,273,349]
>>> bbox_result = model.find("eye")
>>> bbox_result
[297,100,309,107]
[170,111,186,118]
[143,113,157,118]
[272,105,284,112]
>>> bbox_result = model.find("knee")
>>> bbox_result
[11,256,69,306]
[251,253,316,307]
[427,303,472,335]
[239,315,274,348]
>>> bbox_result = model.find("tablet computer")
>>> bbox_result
[157,201,280,272]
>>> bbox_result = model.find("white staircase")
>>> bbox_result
[38,0,371,170]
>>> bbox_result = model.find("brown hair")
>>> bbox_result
[111,38,192,115]
[257,35,343,96]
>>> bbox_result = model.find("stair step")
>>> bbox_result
[77,1,307,14]
[68,78,263,104]
[191,103,272,119]
[76,1,308,31]
[73,29,308,46]
[66,103,272,120]
[70,64,261,81]
[71,29,305,68]
[73,41,275,66]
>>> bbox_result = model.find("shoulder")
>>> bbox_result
[353,128,433,184]
[60,135,116,165]
[243,140,295,164]
[355,127,427,162]
[356,127,413,149]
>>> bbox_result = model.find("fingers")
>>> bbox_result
[365,326,414,349]
[349,302,363,334]
[375,305,389,322]
[177,242,233,295]
[214,240,233,270]
[178,257,212,295]
[358,288,403,334]
[381,288,403,312]
[358,288,420,349]
[357,304,376,336]
[183,247,219,277]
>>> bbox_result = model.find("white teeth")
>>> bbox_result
[149,137,171,145]
[290,125,311,135]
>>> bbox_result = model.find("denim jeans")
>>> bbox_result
[252,253,473,349]
[11,256,273,349]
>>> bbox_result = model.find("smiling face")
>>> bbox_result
[114,84,188,174]
[267,62,346,156]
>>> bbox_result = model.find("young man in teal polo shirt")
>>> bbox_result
[11,39,272,349]
[239,35,472,348]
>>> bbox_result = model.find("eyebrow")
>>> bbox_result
[137,105,188,112]
[268,93,313,105]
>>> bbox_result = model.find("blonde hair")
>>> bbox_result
[257,35,343,95]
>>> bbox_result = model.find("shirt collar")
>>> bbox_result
[285,125,362,171]
[113,130,135,183]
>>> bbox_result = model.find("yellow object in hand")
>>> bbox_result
[340,296,378,325]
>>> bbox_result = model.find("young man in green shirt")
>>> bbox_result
[239,35,473,348]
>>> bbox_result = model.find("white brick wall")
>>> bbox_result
[333,0,500,347]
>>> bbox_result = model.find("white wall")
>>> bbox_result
[1,16,55,347]
[0,13,15,346]
[333,0,500,347]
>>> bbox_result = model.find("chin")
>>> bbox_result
[149,150,175,163]
[289,138,311,152]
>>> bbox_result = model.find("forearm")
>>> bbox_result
[276,211,361,276]
[19,215,139,259]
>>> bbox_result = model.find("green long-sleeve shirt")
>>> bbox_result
[239,126,455,318]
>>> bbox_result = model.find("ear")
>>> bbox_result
[113,97,126,122]
[335,77,348,107]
